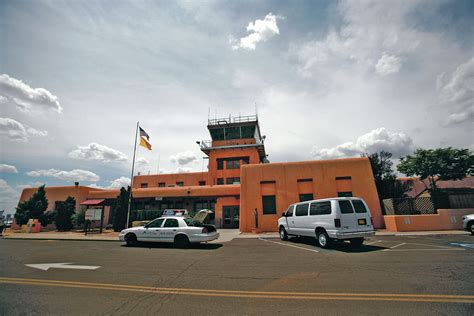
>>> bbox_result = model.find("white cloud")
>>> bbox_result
[108,176,131,189]
[375,53,402,76]
[26,168,100,182]
[0,117,28,141]
[170,150,197,165]
[0,74,62,113]
[136,157,149,167]
[26,127,48,137]
[0,179,20,212]
[0,164,18,173]
[232,13,283,50]
[294,1,419,77]
[68,143,128,162]
[16,182,45,190]
[311,127,414,160]
[0,117,48,142]
[438,57,474,126]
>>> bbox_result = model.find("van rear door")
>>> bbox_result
[351,199,373,230]
[337,200,358,232]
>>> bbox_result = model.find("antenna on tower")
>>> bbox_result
[207,107,210,122]
[255,102,258,120]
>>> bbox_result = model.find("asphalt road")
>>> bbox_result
[1,234,473,315]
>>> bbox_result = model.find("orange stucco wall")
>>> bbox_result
[384,209,474,232]
[133,172,208,188]
[239,157,383,233]
[207,147,260,185]
[18,186,101,211]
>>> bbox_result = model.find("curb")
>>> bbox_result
[2,236,120,242]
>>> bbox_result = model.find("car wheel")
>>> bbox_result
[350,238,364,248]
[125,233,137,247]
[469,222,474,235]
[316,230,331,249]
[175,234,190,248]
[279,227,288,241]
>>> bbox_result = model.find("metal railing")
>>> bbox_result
[208,114,258,126]
[383,193,474,215]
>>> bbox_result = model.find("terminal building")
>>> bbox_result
[17,115,383,232]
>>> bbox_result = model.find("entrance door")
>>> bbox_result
[222,206,239,228]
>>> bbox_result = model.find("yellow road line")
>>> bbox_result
[0,277,473,303]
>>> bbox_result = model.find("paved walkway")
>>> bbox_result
[1,228,469,242]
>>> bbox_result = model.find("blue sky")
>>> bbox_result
[1,0,473,214]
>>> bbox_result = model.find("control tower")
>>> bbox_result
[199,114,268,185]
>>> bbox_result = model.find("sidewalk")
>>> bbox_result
[1,228,470,242]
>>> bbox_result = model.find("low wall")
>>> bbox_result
[384,208,474,232]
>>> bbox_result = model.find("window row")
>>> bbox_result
[216,177,240,185]
[140,181,207,188]
[217,157,250,170]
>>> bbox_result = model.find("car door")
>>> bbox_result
[338,200,358,232]
[284,205,295,234]
[140,218,164,242]
[159,218,180,242]
[293,203,310,236]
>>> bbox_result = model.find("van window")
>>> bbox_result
[339,200,354,214]
[286,205,294,217]
[310,201,331,215]
[352,200,368,213]
[295,203,309,216]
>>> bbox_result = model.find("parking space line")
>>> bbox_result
[383,248,465,252]
[365,240,382,245]
[389,243,406,249]
[258,238,319,253]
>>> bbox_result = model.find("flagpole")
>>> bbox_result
[126,121,139,229]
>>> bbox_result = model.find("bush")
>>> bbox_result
[54,197,76,231]
[73,208,86,228]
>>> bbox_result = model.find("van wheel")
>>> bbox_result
[175,235,190,248]
[279,227,288,241]
[125,233,137,247]
[468,222,474,235]
[316,231,331,249]
[350,238,364,248]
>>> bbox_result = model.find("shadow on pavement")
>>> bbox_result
[120,242,223,250]
[288,236,387,253]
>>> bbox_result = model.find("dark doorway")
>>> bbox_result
[222,206,239,228]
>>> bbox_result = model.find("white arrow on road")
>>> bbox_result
[25,263,101,271]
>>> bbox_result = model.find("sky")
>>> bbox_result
[1,0,473,214]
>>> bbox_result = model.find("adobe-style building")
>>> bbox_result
[16,115,383,232]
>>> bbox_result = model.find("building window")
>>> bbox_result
[217,178,224,185]
[226,159,240,169]
[176,182,184,187]
[338,191,353,197]
[262,195,276,215]
[297,178,313,183]
[226,177,240,184]
[217,159,224,170]
[299,194,314,202]
[336,176,352,180]
[198,181,206,186]
[158,182,165,187]
[141,183,148,188]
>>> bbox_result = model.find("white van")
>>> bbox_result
[277,197,375,248]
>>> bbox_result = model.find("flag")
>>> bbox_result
[139,127,150,140]
[139,136,152,150]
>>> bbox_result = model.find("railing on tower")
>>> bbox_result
[208,114,258,126]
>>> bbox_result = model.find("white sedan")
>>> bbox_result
[119,210,219,247]
[462,214,474,235]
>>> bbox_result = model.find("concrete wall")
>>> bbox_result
[239,157,382,232]
[384,208,474,231]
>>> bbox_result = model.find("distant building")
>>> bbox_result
[16,114,383,232]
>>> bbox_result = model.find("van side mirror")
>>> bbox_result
[281,212,286,217]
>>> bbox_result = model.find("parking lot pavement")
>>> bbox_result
[1,235,473,315]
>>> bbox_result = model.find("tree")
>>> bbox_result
[112,186,130,232]
[15,185,51,227]
[363,151,412,210]
[54,196,76,231]
[72,208,87,228]
[397,148,474,192]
